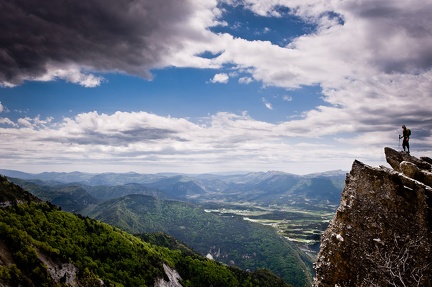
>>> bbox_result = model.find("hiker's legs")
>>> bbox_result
[403,139,410,152]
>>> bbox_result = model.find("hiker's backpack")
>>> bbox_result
[407,129,411,136]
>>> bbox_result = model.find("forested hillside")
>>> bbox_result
[81,194,313,286]
[3,169,344,287]
[6,178,98,212]
[0,175,291,287]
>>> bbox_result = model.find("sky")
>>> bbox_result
[1,0,431,175]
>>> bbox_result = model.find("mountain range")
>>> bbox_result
[1,169,346,286]
[1,169,346,209]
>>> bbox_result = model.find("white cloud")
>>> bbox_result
[1,110,430,173]
[0,102,3,113]
[0,118,16,126]
[206,0,432,140]
[0,111,355,174]
[17,117,33,128]
[239,77,253,84]
[16,115,54,129]
[35,65,105,87]
[282,95,292,102]
[210,73,229,84]
[262,98,273,110]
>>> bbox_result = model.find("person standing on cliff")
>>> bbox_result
[399,125,411,153]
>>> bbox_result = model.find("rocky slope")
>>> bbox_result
[314,147,432,286]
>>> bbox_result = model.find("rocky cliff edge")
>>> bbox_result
[314,147,432,286]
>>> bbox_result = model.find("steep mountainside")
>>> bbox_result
[81,194,313,287]
[8,178,98,212]
[0,177,42,206]
[0,175,291,287]
[314,147,432,286]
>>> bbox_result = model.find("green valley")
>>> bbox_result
[3,169,345,287]
[201,203,336,261]
[80,194,313,287]
[0,175,291,287]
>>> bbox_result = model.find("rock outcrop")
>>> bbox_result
[314,147,432,286]
[154,264,183,287]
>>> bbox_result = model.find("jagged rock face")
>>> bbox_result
[154,264,183,287]
[314,147,432,286]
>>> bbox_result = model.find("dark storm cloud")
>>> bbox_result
[345,1,432,73]
[0,0,195,85]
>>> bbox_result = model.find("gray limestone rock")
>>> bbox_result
[314,147,432,286]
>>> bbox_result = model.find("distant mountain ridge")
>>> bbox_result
[2,169,346,208]
[0,169,345,186]
[0,169,166,186]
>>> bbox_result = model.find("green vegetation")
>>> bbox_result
[81,194,313,286]
[203,204,335,261]
[0,176,42,205]
[8,178,98,212]
[3,170,346,287]
[139,233,292,287]
[0,176,291,287]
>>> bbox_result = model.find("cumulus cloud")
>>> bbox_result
[216,0,432,87]
[210,73,230,84]
[0,109,430,173]
[0,118,15,126]
[35,66,105,88]
[0,111,357,173]
[239,77,253,84]
[43,111,192,146]
[0,102,3,113]
[211,0,432,138]
[0,0,220,87]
